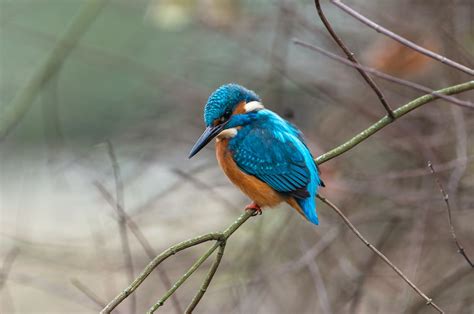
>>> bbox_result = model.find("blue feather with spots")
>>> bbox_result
[228,110,322,225]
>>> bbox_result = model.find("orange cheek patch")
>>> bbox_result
[233,101,247,115]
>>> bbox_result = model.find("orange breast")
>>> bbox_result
[215,139,285,208]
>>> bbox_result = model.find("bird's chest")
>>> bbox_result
[215,138,284,207]
[215,139,242,185]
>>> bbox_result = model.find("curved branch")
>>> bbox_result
[314,0,395,118]
[100,232,225,314]
[317,195,444,313]
[293,40,474,109]
[315,81,474,164]
[185,241,226,314]
[101,211,254,313]
[330,0,474,76]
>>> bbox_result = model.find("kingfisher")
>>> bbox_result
[189,84,324,225]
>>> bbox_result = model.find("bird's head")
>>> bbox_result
[189,83,263,158]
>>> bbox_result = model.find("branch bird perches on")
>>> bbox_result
[102,82,473,314]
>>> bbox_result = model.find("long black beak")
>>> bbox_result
[188,124,225,158]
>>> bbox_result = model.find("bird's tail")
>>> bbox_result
[297,196,319,225]
[287,197,319,225]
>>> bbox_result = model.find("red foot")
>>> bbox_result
[245,202,262,216]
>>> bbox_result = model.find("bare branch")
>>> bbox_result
[105,140,136,314]
[317,195,444,313]
[71,278,107,310]
[0,247,20,290]
[101,210,254,313]
[330,0,474,76]
[185,241,226,314]
[147,240,225,314]
[313,81,474,164]
[0,0,109,141]
[428,161,473,268]
[350,218,399,313]
[314,0,395,118]
[94,181,183,313]
[293,39,474,109]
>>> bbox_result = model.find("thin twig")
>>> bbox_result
[293,39,474,109]
[146,240,224,314]
[0,0,109,140]
[0,247,20,290]
[94,181,184,313]
[105,140,136,314]
[350,218,398,313]
[314,81,474,164]
[314,0,394,118]
[428,161,473,268]
[317,195,444,313]
[71,278,107,309]
[185,241,226,314]
[408,267,474,313]
[330,0,474,76]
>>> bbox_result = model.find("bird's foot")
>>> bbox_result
[245,202,262,216]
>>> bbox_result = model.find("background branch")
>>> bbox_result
[105,140,136,314]
[314,81,474,164]
[428,161,473,268]
[330,0,474,76]
[0,0,109,141]
[293,39,474,109]
[314,0,395,118]
[94,181,183,313]
[317,195,444,313]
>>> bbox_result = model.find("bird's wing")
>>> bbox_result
[230,127,311,199]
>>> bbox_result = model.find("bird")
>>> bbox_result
[188,84,324,225]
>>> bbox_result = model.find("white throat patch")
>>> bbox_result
[244,101,264,112]
[216,127,238,141]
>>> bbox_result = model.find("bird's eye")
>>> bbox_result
[220,111,231,123]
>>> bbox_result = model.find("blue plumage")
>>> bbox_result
[228,110,322,225]
[204,84,260,126]
[190,83,323,225]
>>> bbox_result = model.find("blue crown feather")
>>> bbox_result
[204,84,260,126]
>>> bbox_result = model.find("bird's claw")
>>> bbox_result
[245,202,262,216]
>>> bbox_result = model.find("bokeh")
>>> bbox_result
[1,0,473,313]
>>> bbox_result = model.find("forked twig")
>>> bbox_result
[428,161,473,268]
[94,181,183,313]
[330,0,474,76]
[101,211,254,313]
[317,195,444,313]
[185,238,226,313]
[293,39,474,109]
[314,0,395,118]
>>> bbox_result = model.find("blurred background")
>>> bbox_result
[1,0,473,313]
